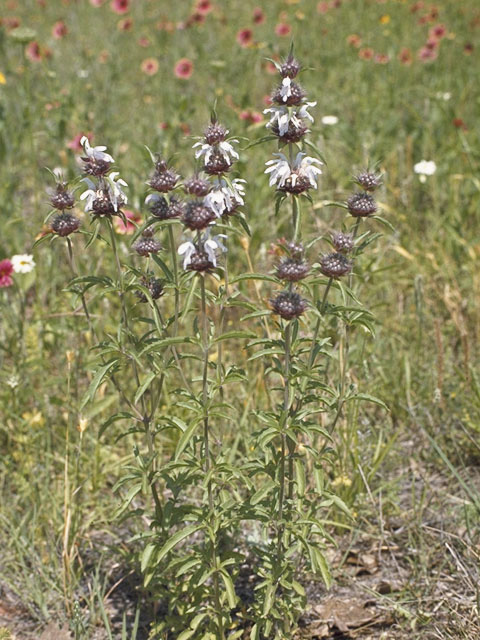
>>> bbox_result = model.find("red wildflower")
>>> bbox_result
[464,43,474,55]
[174,58,193,79]
[410,1,424,12]
[52,20,68,39]
[138,36,150,47]
[68,132,92,152]
[114,210,142,235]
[429,23,446,39]
[239,110,263,124]
[118,17,133,30]
[0,259,14,288]
[236,28,253,47]
[275,22,291,37]
[141,58,159,75]
[2,16,21,30]
[374,53,390,64]
[418,45,438,61]
[452,118,467,130]
[347,33,362,47]
[90,0,104,5]
[110,0,129,14]
[358,47,374,60]
[25,41,42,62]
[195,0,213,14]
[253,7,265,24]
[317,1,329,13]
[398,47,413,65]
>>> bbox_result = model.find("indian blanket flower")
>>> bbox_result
[236,28,254,48]
[253,7,265,24]
[265,152,322,192]
[195,0,213,15]
[275,23,291,37]
[11,254,35,274]
[141,58,159,75]
[174,58,193,79]
[0,259,14,288]
[52,21,68,39]
[111,0,129,14]
[114,210,142,234]
[25,41,42,62]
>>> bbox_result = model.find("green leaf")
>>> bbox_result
[350,393,389,411]
[99,411,134,437]
[174,419,200,460]
[156,523,202,564]
[134,371,157,405]
[294,459,306,497]
[213,330,256,343]
[231,273,278,284]
[219,570,237,608]
[141,542,156,573]
[82,359,118,409]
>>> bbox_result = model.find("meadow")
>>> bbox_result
[0,0,480,638]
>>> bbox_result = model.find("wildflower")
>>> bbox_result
[414,159,436,182]
[347,192,377,217]
[141,58,159,75]
[275,22,291,37]
[136,274,165,302]
[354,170,382,191]
[253,7,265,24]
[25,41,42,62]
[0,259,14,288]
[149,159,178,193]
[317,1,329,13]
[51,213,81,237]
[90,0,104,5]
[0,72,6,85]
[374,53,390,64]
[464,43,474,55]
[332,232,354,253]
[280,55,301,78]
[182,201,216,231]
[52,21,68,39]
[379,14,390,24]
[265,152,323,192]
[271,290,308,320]
[204,178,246,217]
[195,0,213,15]
[178,232,227,271]
[276,257,310,281]
[184,175,211,197]
[80,136,114,176]
[204,122,228,144]
[264,101,316,139]
[133,229,162,256]
[118,17,133,30]
[358,47,374,60]
[194,135,239,172]
[236,28,254,47]
[398,47,413,65]
[174,58,194,79]
[418,46,438,62]
[111,0,129,14]
[272,77,306,106]
[114,210,142,234]
[81,174,127,216]
[347,34,362,47]
[49,183,75,210]
[319,253,352,278]
[321,115,338,125]
[11,254,35,274]
[429,24,446,39]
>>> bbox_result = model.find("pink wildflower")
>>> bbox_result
[52,20,68,39]
[114,210,142,235]
[236,28,253,47]
[0,260,14,288]
[174,58,193,79]
[110,0,129,15]
[275,22,291,37]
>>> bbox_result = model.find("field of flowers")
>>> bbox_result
[1,0,480,638]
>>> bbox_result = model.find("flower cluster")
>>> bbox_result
[263,54,322,194]
[79,137,128,220]
[271,241,309,320]
[49,179,81,238]
[176,118,244,272]
[347,169,381,217]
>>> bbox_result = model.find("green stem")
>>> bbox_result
[200,275,224,640]
[168,225,180,336]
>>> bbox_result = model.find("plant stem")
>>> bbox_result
[168,225,180,335]
[200,274,224,640]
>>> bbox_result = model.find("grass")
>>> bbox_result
[1,0,480,638]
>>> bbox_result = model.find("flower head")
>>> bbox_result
[236,28,253,48]
[174,58,194,79]
[204,179,246,217]
[414,159,436,182]
[0,259,14,288]
[265,152,322,192]
[141,57,159,75]
[111,0,129,14]
[11,254,35,274]
[80,136,114,176]
[178,232,227,271]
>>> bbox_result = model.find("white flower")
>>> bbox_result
[11,254,35,274]
[265,153,292,188]
[414,159,436,183]
[204,178,246,217]
[321,115,338,125]
[178,232,227,269]
[279,77,292,103]
[264,102,316,136]
[80,136,114,163]
[105,172,128,211]
[192,139,239,165]
[265,152,323,189]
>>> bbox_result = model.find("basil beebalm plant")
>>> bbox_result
[40,52,386,640]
